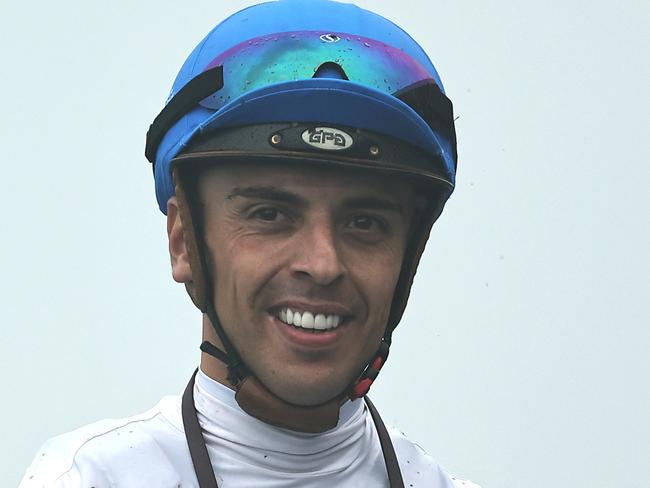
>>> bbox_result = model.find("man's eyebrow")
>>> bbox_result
[225,186,304,205]
[225,187,404,213]
[342,197,405,214]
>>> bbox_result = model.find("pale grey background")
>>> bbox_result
[2,0,648,486]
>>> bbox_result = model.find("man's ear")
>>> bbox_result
[167,196,193,283]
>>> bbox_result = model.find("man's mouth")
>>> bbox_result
[273,307,344,332]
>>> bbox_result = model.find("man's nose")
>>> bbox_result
[290,218,346,286]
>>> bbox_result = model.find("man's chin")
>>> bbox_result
[264,375,347,407]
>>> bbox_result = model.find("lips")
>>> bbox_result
[274,307,343,331]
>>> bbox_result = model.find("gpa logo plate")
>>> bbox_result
[302,127,353,151]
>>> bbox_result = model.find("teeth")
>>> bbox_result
[327,315,340,328]
[314,314,327,330]
[275,308,343,331]
[301,312,314,329]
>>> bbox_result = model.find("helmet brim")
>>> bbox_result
[155,78,455,213]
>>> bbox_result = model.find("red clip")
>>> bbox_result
[352,378,373,399]
[371,356,384,371]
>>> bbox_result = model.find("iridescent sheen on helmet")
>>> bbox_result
[199,31,433,112]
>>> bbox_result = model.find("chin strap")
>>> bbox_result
[200,315,391,404]
[201,300,248,387]
[349,339,391,400]
[199,327,391,433]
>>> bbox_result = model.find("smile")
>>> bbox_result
[274,308,343,332]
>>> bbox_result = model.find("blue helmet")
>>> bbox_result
[146,0,457,214]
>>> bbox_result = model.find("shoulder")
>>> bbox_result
[19,396,183,488]
[387,426,482,488]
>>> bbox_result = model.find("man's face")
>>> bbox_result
[196,162,414,405]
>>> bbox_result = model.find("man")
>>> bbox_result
[20,1,479,486]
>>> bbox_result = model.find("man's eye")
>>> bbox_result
[348,215,381,231]
[251,207,280,221]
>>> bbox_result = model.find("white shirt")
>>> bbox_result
[19,370,480,487]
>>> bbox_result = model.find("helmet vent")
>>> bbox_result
[313,62,349,80]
